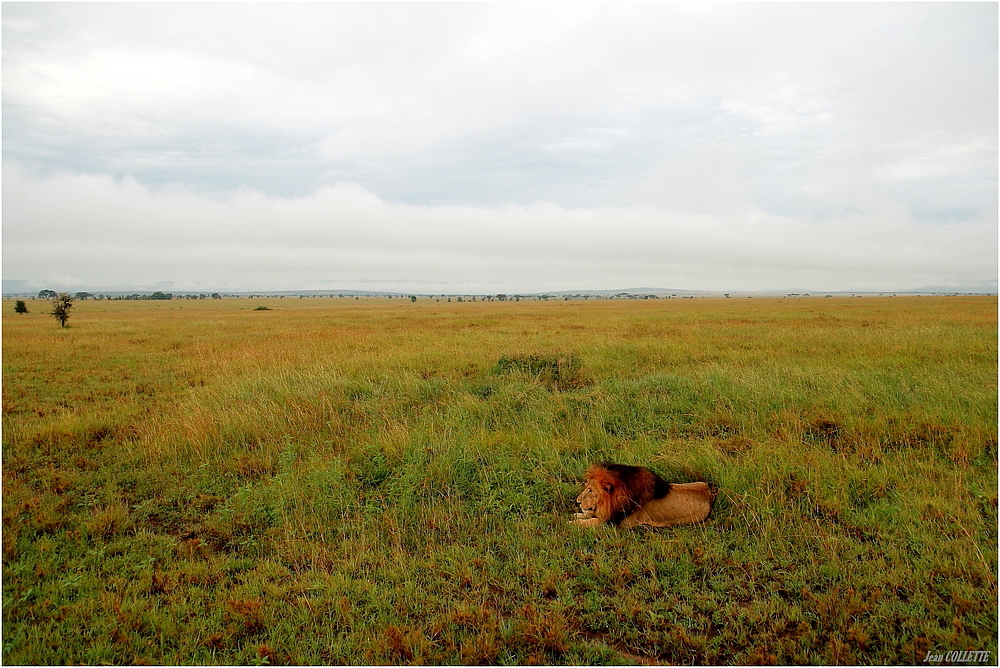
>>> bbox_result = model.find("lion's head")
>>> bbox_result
[575,464,660,523]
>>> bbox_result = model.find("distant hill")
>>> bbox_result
[3,280,996,298]
[906,282,997,294]
[545,287,712,296]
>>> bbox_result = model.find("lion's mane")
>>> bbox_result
[585,462,672,525]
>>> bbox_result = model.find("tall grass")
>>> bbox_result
[3,296,996,664]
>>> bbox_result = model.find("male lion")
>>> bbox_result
[572,463,715,528]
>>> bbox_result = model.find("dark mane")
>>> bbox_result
[586,462,673,525]
[599,463,672,499]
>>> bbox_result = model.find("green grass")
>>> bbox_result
[2,296,996,664]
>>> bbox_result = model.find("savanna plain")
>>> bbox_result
[2,295,996,665]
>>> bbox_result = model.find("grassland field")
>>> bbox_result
[2,295,997,665]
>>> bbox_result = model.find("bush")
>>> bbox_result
[493,353,588,391]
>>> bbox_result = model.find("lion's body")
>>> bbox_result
[572,463,715,528]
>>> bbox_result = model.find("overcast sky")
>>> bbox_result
[3,2,997,293]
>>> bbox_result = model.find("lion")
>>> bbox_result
[571,463,716,528]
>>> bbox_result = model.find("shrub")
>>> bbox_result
[493,353,588,391]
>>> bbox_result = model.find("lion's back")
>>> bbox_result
[623,481,715,528]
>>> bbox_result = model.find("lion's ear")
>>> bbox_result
[602,482,614,495]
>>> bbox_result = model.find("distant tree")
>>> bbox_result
[75,292,93,300]
[149,291,171,300]
[38,289,57,299]
[50,292,74,328]
[410,295,417,303]
[14,300,28,314]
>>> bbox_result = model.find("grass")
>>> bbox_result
[2,295,997,665]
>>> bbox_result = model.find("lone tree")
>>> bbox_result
[50,292,74,328]
[38,289,57,299]
[14,300,28,314]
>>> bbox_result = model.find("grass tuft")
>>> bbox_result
[494,353,589,391]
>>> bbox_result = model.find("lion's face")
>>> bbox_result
[576,481,601,514]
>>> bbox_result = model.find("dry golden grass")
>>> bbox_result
[2,295,996,664]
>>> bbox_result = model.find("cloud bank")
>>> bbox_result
[4,165,993,293]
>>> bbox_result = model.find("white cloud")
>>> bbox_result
[878,142,995,183]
